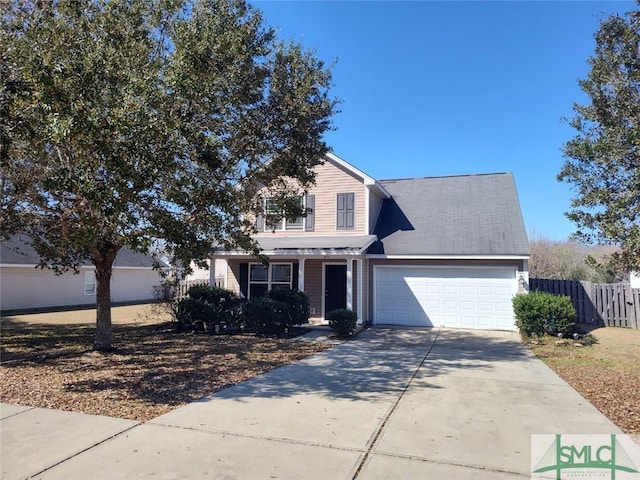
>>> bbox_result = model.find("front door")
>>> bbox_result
[324,264,347,316]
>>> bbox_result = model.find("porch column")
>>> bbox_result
[298,258,305,291]
[356,259,363,325]
[208,258,216,287]
[220,259,228,289]
[346,259,353,310]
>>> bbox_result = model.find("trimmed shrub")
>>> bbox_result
[173,297,214,332]
[242,290,311,335]
[327,309,357,338]
[512,291,576,337]
[188,285,235,305]
[266,289,310,326]
[172,285,241,333]
[242,297,288,335]
[189,285,242,327]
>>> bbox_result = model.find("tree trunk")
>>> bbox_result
[94,252,117,351]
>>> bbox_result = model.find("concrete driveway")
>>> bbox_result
[1,328,622,479]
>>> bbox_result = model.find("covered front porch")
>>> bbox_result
[212,235,376,325]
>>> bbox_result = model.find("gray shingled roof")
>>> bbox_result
[1,235,159,268]
[369,173,530,256]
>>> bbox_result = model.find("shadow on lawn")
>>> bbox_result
[0,319,330,407]
[1,319,97,362]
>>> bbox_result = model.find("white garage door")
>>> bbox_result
[374,267,517,330]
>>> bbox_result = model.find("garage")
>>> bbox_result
[373,266,517,330]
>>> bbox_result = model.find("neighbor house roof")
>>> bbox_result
[215,235,378,256]
[368,173,530,257]
[0,235,159,268]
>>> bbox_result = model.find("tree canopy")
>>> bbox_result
[558,2,640,273]
[0,0,338,350]
[528,231,621,283]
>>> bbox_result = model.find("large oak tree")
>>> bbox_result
[558,2,640,272]
[0,0,337,350]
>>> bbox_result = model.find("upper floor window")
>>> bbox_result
[263,197,304,231]
[337,192,355,230]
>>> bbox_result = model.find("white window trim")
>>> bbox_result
[248,262,293,298]
[84,270,96,295]
[263,197,305,232]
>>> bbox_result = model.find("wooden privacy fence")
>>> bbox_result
[529,278,640,329]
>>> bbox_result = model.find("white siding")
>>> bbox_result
[184,260,211,281]
[1,266,162,311]
[110,269,163,303]
[184,259,227,283]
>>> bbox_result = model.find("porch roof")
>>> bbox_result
[216,235,378,256]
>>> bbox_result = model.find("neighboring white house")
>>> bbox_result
[631,272,640,289]
[183,259,228,285]
[0,235,166,312]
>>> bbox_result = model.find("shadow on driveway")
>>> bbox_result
[202,327,531,403]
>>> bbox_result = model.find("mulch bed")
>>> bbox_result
[528,328,640,435]
[0,322,331,421]
[550,365,640,434]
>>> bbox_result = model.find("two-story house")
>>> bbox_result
[212,153,530,331]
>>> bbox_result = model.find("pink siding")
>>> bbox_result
[304,260,323,320]
[254,159,367,237]
[361,258,369,321]
[309,161,366,234]
[226,261,241,295]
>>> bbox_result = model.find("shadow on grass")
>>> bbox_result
[1,320,97,363]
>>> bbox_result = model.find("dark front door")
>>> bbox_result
[325,264,347,316]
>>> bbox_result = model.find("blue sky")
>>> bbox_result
[252,0,636,241]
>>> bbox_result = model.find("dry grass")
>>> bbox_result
[0,305,331,421]
[528,327,640,435]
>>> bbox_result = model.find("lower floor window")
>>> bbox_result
[249,263,292,298]
[84,271,96,295]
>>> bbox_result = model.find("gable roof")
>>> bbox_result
[0,235,160,268]
[369,173,530,257]
[326,153,391,199]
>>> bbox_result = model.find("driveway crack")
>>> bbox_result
[351,328,441,479]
